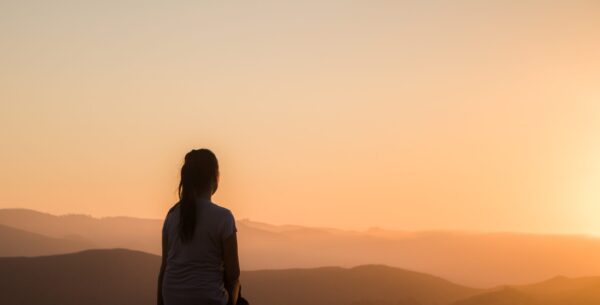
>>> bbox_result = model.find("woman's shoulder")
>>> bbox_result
[208,201,233,215]
[161,203,180,233]
[164,203,180,225]
[205,202,235,223]
[167,202,180,215]
[209,202,237,237]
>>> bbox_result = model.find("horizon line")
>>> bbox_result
[1,206,599,238]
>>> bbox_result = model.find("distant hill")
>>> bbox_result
[453,276,600,305]
[243,265,481,305]
[453,288,534,305]
[0,249,481,305]
[3,249,600,305]
[0,209,161,253]
[0,224,94,256]
[3,208,600,286]
[0,249,158,305]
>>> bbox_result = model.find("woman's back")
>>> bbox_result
[162,197,237,305]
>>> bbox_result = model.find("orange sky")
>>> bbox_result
[1,1,599,234]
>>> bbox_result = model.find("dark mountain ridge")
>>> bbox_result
[0,223,94,256]
[0,249,480,305]
[3,208,600,287]
[3,249,600,305]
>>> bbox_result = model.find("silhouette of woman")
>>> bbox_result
[158,149,241,305]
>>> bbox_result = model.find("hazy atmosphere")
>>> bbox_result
[2,0,600,235]
[3,1,600,305]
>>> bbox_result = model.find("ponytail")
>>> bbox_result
[177,149,219,243]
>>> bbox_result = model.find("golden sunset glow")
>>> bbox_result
[1,1,600,235]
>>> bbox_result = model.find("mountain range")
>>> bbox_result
[2,208,600,287]
[2,249,600,305]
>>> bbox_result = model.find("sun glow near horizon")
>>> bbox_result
[1,1,599,235]
[570,141,600,236]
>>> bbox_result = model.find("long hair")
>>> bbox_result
[177,148,219,242]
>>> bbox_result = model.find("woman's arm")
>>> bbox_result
[157,229,167,305]
[223,232,241,305]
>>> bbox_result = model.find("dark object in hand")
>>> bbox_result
[237,285,249,305]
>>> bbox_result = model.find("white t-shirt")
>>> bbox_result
[161,198,237,305]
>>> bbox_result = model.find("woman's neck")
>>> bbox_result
[194,190,212,202]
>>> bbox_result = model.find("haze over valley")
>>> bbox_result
[2,0,600,304]
[3,248,600,305]
[3,208,600,289]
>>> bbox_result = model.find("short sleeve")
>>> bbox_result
[220,210,237,241]
[162,213,170,239]
[163,207,176,239]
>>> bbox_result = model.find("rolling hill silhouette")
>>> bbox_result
[3,208,600,287]
[0,249,481,305]
[0,209,160,253]
[3,249,600,305]
[0,224,93,256]
[453,276,600,305]
[243,265,481,305]
[0,249,158,305]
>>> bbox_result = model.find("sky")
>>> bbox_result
[1,1,599,235]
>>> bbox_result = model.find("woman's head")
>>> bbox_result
[180,149,219,197]
[177,148,219,242]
